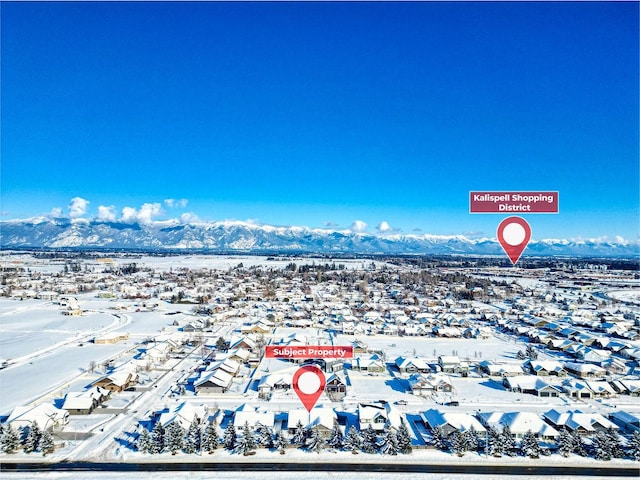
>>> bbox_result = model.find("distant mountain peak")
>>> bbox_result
[0,218,638,257]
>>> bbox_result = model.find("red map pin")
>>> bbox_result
[292,365,326,412]
[497,216,531,265]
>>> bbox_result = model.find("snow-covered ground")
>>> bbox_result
[0,295,194,416]
[608,289,640,305]
[1,254,639,476]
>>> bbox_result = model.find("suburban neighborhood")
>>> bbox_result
[0,252,639,467]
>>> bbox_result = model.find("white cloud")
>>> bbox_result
[97,205,117,222]
[164,198,188,208]
[49,207,64,218]
[68,197,89,218]
[119,203,164,224]
[351,220,368,233]
[376,221,392,233]
[137,203,163,224]
[120,206,138,224]
[180,212,200,224]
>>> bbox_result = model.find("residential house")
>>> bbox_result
[611,377,640,396]
[233,404,275,430]
[352,354,385,373]
[357,402,403,432]
[609,411,640,433]
[478,361,523,377]
[526,360,567,377]
[561,379,617,399]
[394,356,431,374]
[158,401,208,429]
[288,407,337,438]
[256,369,294,399]
[562,362,606,379]
[407,373,454,397]
[62,387,110,415]
[477,411,559,441]
[438,355,469,376]
[194,369,234,394]
[502,376,563,397]
[7,403,69,432]
[91,367,138,392]
[543,409,618,436]
[422,408,485,437]
[325,373,347,400]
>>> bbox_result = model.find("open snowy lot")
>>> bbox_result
[0,296,195,416]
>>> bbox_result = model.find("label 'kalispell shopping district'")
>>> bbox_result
[469,191,559,213]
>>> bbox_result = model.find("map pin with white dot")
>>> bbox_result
[497,216,531,265]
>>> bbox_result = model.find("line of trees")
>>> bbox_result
[0,421,55,456]
[431,424,640,461]
[136,419,413,456]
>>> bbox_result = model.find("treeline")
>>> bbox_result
[0,421,55,456]
[431,424,640,461]
[135,419,413,456]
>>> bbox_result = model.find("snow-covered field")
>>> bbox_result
[0,296,194,416]
[608,289,640,305]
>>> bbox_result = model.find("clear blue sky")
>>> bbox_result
[1,2,638,241]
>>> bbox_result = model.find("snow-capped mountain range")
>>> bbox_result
[0,217,638,257]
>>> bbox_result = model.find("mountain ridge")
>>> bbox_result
[0,218,638,257]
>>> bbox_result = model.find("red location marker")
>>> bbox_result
[292,365,326,412]
[497,216,531,265]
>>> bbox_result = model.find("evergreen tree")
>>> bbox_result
[466,426,480,452]
[379,428,398,455]
[183,420,201,454]
[39,430,54,456]
[137,428,152,454]
[361,425,378,454]
[629,431,640,462]
[223,423,237,450]
[396,421,412,454]
[605,428,623,459]
[1,424,20,454]
[344,426,361,453]
[327,420,344,450]
[307,429,326,453]
[275,431,288,454]
[23,422,42,453]
[487,426,504,457]
[165,422,185,455]
[592,431,613,461]
[501,425,515,456]
[431,425,449,451]
[202,422,219,454]
[237,422,256,456]
[571,431,587,457]
[451,431,467,456]
[150,422,165,454]
[556,428,574,457]
[257,423,274,449]
[291,420,307,447]
[520,430,540,458]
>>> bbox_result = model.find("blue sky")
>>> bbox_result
[1,2,638,241]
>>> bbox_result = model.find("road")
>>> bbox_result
[1,460,638,476]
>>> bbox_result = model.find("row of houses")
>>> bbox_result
[146,400,640,446]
